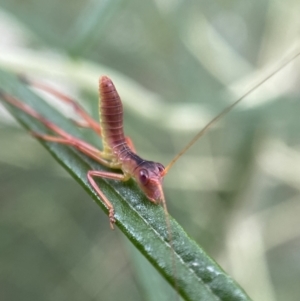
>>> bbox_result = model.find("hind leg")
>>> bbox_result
[19,75,101,136]
[0,91,114,165]
[21,76,138,152]
[0,91,126,228]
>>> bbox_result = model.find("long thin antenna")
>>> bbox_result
[164,50,300,174]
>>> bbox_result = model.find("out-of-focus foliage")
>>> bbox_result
[0,1,299,301]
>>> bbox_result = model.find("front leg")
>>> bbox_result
[87,170,130,229]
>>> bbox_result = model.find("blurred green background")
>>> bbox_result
[0,1,300,300]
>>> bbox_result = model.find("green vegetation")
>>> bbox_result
[0,1,299,300]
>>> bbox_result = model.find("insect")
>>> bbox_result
[0,50,299,300]
[1,75,168,229]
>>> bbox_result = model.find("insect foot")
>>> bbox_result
[109,209,116,230]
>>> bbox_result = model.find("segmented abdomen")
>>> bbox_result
[99,76,126,154]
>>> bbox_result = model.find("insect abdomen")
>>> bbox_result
[99,76,126,154]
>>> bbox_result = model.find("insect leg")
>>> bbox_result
[1,91,127,227]
[23,77,138,151]
[19,76,102,136]
[1,92,79,139]
[31,132,126,228]
[32,132,114,166]
[0,92,111,166]
[87,170,130,229]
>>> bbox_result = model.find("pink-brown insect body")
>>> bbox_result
[99,76,126,156]
[99,76,166,204]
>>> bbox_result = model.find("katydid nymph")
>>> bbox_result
[0,50,299,300]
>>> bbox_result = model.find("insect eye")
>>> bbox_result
[139,169,149,185]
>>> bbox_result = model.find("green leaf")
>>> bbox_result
[0,69,252,301]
